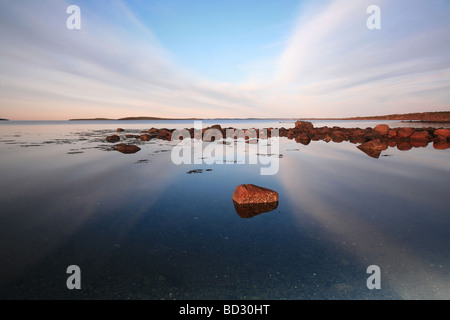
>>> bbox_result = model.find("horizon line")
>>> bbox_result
[1,110,450,122]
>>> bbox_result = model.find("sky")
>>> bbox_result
[0,0,449,120]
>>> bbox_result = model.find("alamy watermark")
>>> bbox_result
[66,265,81,290]
[367,5,381,30]
[66,5,81,30]
[366,265,381,289]
[66,4,380,31]
[170,121,280,175]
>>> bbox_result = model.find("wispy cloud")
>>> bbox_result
[263,0,450,116]
[0,0,448,120]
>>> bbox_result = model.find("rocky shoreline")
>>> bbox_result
[105,121,450,158]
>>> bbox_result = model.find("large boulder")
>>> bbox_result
[295,121,314,131]
[374,124,390,135]
[387,129,398,138]
[357,139,383,158]
[397,127,415,139]
[434,129,450,139]
[232,184,279,205]
[410,130,431,141]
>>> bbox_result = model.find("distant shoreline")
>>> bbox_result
[69,117,203,121]
[68,111,450,122]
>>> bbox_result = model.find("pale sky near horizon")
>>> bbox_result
[0,0,449,120]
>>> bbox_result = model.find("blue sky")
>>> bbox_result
[0,0,449,120]
[136,0,301,82]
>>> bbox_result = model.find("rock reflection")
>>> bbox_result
[233,200,279,218]
[102,121,450,159]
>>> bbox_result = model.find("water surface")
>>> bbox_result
[0,120,449,299]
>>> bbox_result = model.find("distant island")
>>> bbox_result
[341,111,450,122]
[300,111,450,122]
[0,118,9,121]
[69,111,450,123]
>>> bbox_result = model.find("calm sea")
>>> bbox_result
[0,119,449,299]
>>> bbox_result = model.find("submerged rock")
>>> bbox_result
[233,201,279,218]
[114,143,141,154]
[140,134,153,141]
[106,135,120,143]
[357,139,383,158]
[232,184,279,205]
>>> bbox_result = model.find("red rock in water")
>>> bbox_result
[233,201,279,218]
[388,140,397,148]
[159,129,172,140]
[434,129,450,139]
[433,141,450,150]
[232,184,279,205]
[410,130,431,141]
[114,143,141,154]
[357,139,383,158]
[374,124,390,135]
[397,141,412,151]
[388,129,398,138]
[331,131,346,143]
[117,128,125,132]
[106,135,120,143]
[295,121,314,131]
[210,124,222,130]
[411,140,428,148]
[295,133,311,145]
[140,134,153,141]
[398,127,415,139]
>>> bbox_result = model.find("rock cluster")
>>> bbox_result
[284,121,449,146]
[105,122,450,156]
[279,121,450,157]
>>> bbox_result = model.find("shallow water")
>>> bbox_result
[0,120,449,299]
